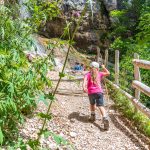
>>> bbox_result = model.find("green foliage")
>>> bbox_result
[6,138,27,150]
[52,133,68,145]
[38,93,49,105]
[111,37,127,51]
[110,9,130,38]
[108,83,150,137]
[0,127,4,145]
[26,0,60,30]
[0,0,88,148]
[117,8,150,103]
[0,4,57,144]
[136,7,150,45]
[109,0,147,41]
[42,129,74,149]
[28,139,40,150]
[110,10,126,18]
[109,1,150,107]
[59,72,66,78]
[37,112,52,120]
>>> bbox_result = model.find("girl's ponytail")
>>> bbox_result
[91,68,100,86]
[90,62,100,86]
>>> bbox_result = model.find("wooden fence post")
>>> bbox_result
[134,53,141,100]
[115,50,119,85]
[96,47,100,63]
[104,49,108,68]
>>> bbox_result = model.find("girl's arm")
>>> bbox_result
[101,65,110,76]
[83,75,88,93]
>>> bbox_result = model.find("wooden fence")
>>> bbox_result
[104,50,150,118]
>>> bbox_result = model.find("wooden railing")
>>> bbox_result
[104,50,150,118]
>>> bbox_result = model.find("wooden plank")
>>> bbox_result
[105,78,150,118]
[96,47,100,63]
[104,49,108,67]
[133,59,150,70]
[115,50,119,85]
[51,77,83,82]
[134,53,141,100]
[132,80,150,97]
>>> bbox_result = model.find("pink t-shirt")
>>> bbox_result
[85,72,104,94]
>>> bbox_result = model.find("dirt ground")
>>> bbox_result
[17,71,150,150]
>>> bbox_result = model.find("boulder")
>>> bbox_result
[40,17,66,38]
[39,0,110,51]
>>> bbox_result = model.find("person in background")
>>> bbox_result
[83,62,110,130]
[80,63,85,71]
[74,62,81,71]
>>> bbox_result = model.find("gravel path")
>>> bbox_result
[19,72,150,150]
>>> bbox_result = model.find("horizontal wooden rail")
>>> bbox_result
[49,89,86,96]
[105,78,150,118]
[56,90,84,95]
[132,80,150,97]
[133,59,150,70]
[51,77,83,82]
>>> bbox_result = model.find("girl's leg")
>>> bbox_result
[90,104,96,112]
[98,106,107,117]
[89,104,96,122]
[96,93,109,130]
[88,94,96,122]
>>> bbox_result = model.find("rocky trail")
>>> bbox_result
[19,72,150,150]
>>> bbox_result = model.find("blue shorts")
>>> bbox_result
[88,93,104,106]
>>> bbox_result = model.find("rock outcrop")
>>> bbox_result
[39,0,112,52]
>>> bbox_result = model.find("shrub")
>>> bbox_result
[108,82,150,137]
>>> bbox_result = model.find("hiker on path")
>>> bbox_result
[83,62,110,130]
[80,63,85,71]
[74,62,82,71]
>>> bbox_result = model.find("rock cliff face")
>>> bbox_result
[40,0,115,52]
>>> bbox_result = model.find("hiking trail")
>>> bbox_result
[19,71,150,150]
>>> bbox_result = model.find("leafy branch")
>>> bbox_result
[31,1,88,149]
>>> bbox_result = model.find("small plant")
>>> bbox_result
[108,83,150,137]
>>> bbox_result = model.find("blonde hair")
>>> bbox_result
[91,67,100,86]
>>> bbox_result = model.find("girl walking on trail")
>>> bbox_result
[83,62,110,130]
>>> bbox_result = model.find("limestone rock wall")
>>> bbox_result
[39,0,114,52]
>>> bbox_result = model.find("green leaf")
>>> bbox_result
[45,93,55,101]
[8,83,14,97]
[38,94,48,106]
[37,112,52,120]
[0,27,5,39]
[59,72,65,78]
[41,129,51,138]
[52,133,67,145]
[28,139,39,149]
[0,127,4,145]
[47,43,55,49]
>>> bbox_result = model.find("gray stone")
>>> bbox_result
[48,143,58,149]
[70,118,76,123]
[70,131,77,137]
